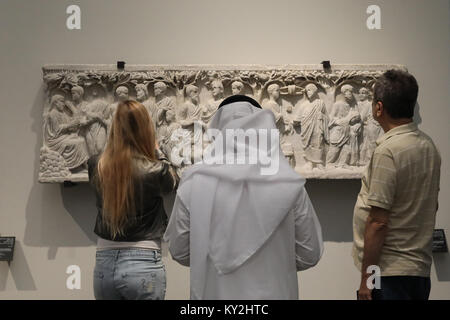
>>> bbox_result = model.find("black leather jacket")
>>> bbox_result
[88,150,178,242]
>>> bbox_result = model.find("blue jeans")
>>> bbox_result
[93,248,166,300]
[371,276,431,300]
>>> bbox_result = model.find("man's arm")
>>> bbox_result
[294,188,324,271]
[358,206,390,300]
[163,194,190,266]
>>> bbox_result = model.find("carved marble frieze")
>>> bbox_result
[39,64,406,182]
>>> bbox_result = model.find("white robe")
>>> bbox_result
[164,101,323,300]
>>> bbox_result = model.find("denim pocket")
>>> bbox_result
[118,264,166,300]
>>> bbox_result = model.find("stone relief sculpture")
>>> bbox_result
[134,83,152,115]
[357,87,383,165]
[231,80,245,95]
[202,79,224,123]
[42,94,90,180]
[327,84,362,168]
[40,64,405,182]
[153,81,175,132]
[70,85,108,156]
[262,83,296,167]
[107,85,130,130]
[175,84,207,175]
[158,109,180,159]
[294,83,329,170]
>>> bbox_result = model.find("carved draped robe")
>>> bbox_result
[44,109,89,170]
[327,101,361,165]
[262,100,284,130]
[262,100,294,136]
[358,100,383,164]
[154,97,175,130]
[80,99,108,155]
[177,100,204,164]
[262,99,295,155]
[201,98,223,123]
[298,99,329,164]
[159,122,182,169]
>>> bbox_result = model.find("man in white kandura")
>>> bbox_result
[164,95,323,300]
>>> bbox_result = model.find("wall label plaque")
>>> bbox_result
[0,237,15,262]
[433,229,448,253]
[40,64,406,182]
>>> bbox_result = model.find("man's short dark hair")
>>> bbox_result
[373,69,418,119]
[218,94,262,109]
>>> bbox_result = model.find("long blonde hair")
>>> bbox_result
[97,100,157,238]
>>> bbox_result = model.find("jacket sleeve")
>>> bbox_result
[163,194,190,266]
[87,156,100,187]
[294,187,324,271]
[87,156,97,181]
[157,149,179,194]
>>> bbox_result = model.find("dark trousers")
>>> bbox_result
[372,276,431,300]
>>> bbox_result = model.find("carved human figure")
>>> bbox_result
[262,83,295,164]
[44,94,90,172]
[159,109,183,173]
[283,105,296,168]
[178,84,203,126]
[70,85,108,156]
[202,80,224,123]
[262,84,294,135]
[89,85,106,101]
[177,84,205,164]
[111,86,129,112]
[115,85,129,100]
[153,82,175,135]
[231,80,245,95]
[357,87,383,165]
[295,83,329,170]
[135,83,153,112]
[134,82,159,131]
[326,84,362,167]
[158,109,178,147]
[106,86,129,131]
[135,83,147,103]
[156,99,175,142]
[68,85,87,113]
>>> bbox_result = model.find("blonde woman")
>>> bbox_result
[88,100,178,300]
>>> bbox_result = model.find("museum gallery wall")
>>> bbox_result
[39,64,405,183]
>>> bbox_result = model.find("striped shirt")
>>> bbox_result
[352,122,441,277]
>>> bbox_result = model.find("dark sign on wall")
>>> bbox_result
[0,237,15,262]
[433,229,448,253]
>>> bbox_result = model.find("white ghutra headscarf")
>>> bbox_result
[166,99,306,299]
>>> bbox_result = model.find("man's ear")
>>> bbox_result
[375,101,383,117]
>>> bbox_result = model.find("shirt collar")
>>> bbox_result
[376,122,418,146]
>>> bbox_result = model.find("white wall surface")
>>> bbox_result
[0,0,449,299]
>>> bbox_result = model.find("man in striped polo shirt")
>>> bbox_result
[352,69,441,300]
